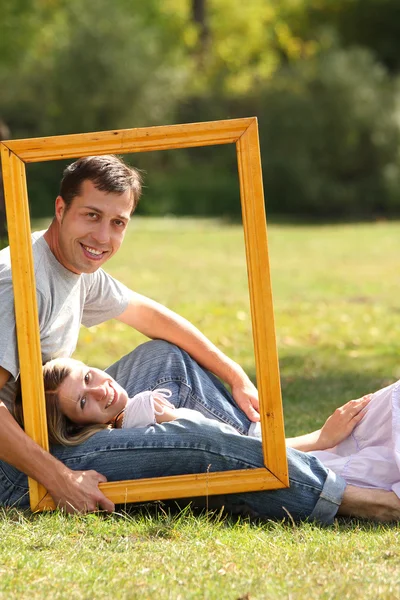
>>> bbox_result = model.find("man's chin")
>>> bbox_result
[78,253,109,272]
[80,262,104,274]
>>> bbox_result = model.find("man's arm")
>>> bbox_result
[117,292,260,421]
[0,366,114,513]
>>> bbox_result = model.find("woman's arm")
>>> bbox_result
[153,395,178,423]
[287,394,371,452]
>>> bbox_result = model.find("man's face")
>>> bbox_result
[55,179,133,274]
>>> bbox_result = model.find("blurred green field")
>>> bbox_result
[2,217,400,600]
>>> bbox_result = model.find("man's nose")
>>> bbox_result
[92,222,111,244]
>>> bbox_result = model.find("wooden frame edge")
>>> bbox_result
[1,118,255,162]
[237,121,288,484]
[35,468,286,511]
[1,117,288,512]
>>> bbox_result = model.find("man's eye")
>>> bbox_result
[80,397,86,410]
[114,220,125,227]
[87,213,98,219]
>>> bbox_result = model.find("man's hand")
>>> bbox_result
[318,394,371,450]
[231,379,260,422]
[48,469,115,514]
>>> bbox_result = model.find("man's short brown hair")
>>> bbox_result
[60,155,142,214]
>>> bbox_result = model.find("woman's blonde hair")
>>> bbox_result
[14,358,111,447]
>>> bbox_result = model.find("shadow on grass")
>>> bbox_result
[246,348,397,434]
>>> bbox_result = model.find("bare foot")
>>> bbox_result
[338,486,400,522]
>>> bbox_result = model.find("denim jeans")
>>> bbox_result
[0,340,346,523]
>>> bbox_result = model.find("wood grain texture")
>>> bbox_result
[34,467,285,511]
[1,118,253,163]
[236,120,288,485]
[0,145,49,509]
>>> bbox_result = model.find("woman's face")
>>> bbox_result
[57,360,129,425]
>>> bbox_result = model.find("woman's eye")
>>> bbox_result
[84,372,90,384]
[80,397,86,410]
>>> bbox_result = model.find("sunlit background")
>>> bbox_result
[1,0,400,232]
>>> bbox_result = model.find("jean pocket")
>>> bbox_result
[0,461,29,508]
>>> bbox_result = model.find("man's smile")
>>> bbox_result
[80,243,108,260]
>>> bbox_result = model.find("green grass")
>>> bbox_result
[2,217,400,599]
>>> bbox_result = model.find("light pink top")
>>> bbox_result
[310,381,400,498]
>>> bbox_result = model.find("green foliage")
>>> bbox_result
[138,47,400,219]
[258,47,400,217]
[0,0,40,67]
[289,0,400,74]
[0,0,189,138]
[2,0,400,218]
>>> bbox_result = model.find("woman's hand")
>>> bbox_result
[153,393,178,423]
[286,394,371,452]
[317,394,372,450]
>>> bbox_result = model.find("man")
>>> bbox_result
[0,155,399,522]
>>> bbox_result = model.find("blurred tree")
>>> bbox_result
[192,0,210,59]
[284,0,400,74]
[2,0,400,218]
[0,120,10,247]
[258,48,400,217]
[0,0,190,138]
[0,0,192,214]
[0,0,39,67]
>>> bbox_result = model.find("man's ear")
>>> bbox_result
[55,196,66,223]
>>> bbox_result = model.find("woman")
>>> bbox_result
[22,357,400,498]
[38,357,209,445]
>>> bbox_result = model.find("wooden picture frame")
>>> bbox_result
[0,117,288,511]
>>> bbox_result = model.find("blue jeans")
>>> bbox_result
[0,341,346,523]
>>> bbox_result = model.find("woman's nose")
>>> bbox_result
[91,384,106,401]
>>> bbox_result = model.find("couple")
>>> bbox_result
[36,355,400,503]
[26,358,400,504]
[1,154,399,522]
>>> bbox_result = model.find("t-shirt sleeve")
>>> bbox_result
[81,269,132,328]
[0,272,19,379]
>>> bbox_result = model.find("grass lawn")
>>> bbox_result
[1,217,400,599]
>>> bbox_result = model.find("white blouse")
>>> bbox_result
[310,381,400,498]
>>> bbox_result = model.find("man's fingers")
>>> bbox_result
[50,469,116,514]
[246,406,260,422]
[97,494,115,513]
[93,471,108,484]
[91,472,115,512]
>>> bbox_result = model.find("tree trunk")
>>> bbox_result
[0,121,10,247]
[191,0,209,60]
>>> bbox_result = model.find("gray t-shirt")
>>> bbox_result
[0,231,132,410]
